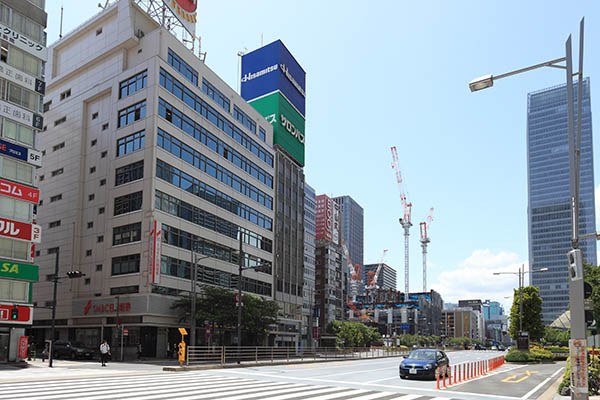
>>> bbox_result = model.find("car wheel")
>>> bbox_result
[400,374,406,379]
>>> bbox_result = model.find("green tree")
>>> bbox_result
[326,320,381,347]
[585,263,600,322]
[171,286,279,345]
[543,327,570,346]
[509,286,544,341]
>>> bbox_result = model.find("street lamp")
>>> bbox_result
[48,247,85,368]
[189,251,211,348]
[470,18,589,399]
[494,265,547,333]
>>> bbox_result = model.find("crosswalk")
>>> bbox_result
[0,372,463,400]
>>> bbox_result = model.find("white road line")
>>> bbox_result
[352,392,398,400]
[391,395,422,400]
[362,376,400,384]
[259,387,350,400]
[521,367,564,400]
[309,365,394,378]
[216,384,331,400]
[302,389,370,400]
[551,367,565,378]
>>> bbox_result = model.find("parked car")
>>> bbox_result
[52,341,96,360]
[490,345,498,350]
[498,345,506,351]
[399,349,450,380]
[473,344,486,350]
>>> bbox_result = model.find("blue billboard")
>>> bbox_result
[241,40,306,117]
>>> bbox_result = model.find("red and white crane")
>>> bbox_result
[391,146,412,295]
[366,249,389,290]
[419,207,434,292]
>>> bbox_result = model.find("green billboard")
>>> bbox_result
[250,92,305,166]
[0,260,38,281]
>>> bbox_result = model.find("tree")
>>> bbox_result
[171,286,279,345]
[543,327,569,346]
[585,263,600,323]
[326,320,381,347]
[509,285,544,341]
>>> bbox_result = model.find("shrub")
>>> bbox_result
[505,348,552,362]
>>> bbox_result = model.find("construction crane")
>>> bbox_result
[366,249,389,289]
[341,238,359,301]
[391,146,412,296]
[419,207,434,292]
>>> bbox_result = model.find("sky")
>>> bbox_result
[44,0,600,313]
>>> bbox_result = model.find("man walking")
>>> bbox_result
[100,340,110,367]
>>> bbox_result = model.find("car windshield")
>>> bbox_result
[408,350,436,360]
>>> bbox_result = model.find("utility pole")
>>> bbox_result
[237,232,244,363]
[190,251,197,348]
[49,249,59,368]
[519,265,523,333]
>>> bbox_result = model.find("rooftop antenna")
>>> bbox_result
[59,5,64,39]
[98,1,110,10]
[237,48,247,94]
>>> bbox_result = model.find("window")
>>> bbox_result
[43,101,52,112]
[4,119,34,147]
[91,139,97,146]
[233,105,256,134]
[111,254,140,276]
[49,220,61,228]
[50,194,62,202]
[0,158,34,185]
[110,285,139,295]
[88,194,95,201]
[119,70,147,99]
[101,151,108,158]
[89,167,96,174]
[52,142,65,152]
[201,78,230,112]
[117,100,146,128]
[98,207,105,214]
[0,196,31,221]
[96,264,103,271]
[115,160,143,186]
[60,89,71,100]
[8,82,41,112]
[94,293,101,297]
[10,10,43,44]
[54,117,66,126]
[113,222,141,245]
[102,123,109,131]
[158,73,274,167]
[258,127,266,142]
[87,222,93,229]
[7,44,43,78]
[168,48,198,86]
[97,235,104,243]
[84,278,91,285]
[51,168,63,177]
[92,112,98,120]
[86,249,92,256]
[117,130,145,156]
[114,191,142,216]
[39,175,44,181]
[100,179,106,186]
[96,28,103,35]
[0,237,30,261]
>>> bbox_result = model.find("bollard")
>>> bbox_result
[436,368,440,390]
[443,367,448,388]
[454,365,457,384]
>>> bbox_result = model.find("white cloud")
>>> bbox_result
[431,249,527,313]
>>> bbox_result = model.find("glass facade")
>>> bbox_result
[302,183,316,347]
[527,78,597,325]
[333,195,364,295]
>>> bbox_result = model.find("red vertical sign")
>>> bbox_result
[18,336,28,359]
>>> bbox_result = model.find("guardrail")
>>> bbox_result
[186,346,409,366]
[437,355,504,389]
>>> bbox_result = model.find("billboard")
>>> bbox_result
[241,40,306,117]
[0,178,39,204]
[0,217,41,243]
[0,303,32,325]
[162,0,197,37]
[249,92,305,166]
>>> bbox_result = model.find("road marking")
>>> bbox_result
[308,365,393,378]
[502,370,538,383]
[521,367,564,400]
[362,376,400,384]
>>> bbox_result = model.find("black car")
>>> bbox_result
[399,349,450,380]
[52,341,96,360]
[473,344,486,350]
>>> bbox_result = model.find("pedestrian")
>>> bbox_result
[100,340,110,367]
[137,342,142,360]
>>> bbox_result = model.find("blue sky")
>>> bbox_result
[46,1,600,312]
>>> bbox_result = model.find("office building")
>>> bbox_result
[363,263,396,291]
[0,0,46,362]
[527,79,597,324]
[302,183,316,348]
[241,40,307,348]
[442,307,484,341]
[458,299,483,313]
[333,196,363,293]
[32,0,276,357]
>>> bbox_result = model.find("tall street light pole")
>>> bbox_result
[471,18,588,399]
[190,251,210,348]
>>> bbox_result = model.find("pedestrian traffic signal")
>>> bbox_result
[10,305,18,320]
[568,249,583,281]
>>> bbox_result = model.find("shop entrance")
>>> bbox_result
[0,333,9,362]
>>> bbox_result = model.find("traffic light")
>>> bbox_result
[10,305,18,320]
[568,249,583,281]
[66,271,84,278]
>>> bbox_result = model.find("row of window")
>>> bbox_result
[113,222,141,246]
[201,78,229,113]
[117,100,146,128]
[0,39,43,79]
[114,191,142,216]
[156,159,272,231]
[161,255,271,297]
[0,78,42,113]
[112,254,140,276]
[0,4,44,44]
[155,190,272,253]
[119,70,147,99]
[0,236,28,261]
[115,160,143,186]
[159,69,273,166]
[0,196,31,222]
[167,48,198,86]
[117,130,145,156]
[2,117,35,148]
[157,128,272,209]
[233,105,256,135]
[158,99,272,188]
[161,224,270,269]
[0,157,35,185]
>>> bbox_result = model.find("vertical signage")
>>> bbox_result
[18,336,28,359]
[148,220,162,284]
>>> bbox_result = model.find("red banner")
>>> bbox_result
[18,336,28,359]
[0,217,41,243]
[0,178,39,204]
[0,303,32,325]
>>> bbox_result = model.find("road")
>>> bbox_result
[0,351,564,399]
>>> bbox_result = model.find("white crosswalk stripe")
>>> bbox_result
[0,372,462,400]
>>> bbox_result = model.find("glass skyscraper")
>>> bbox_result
[527,78,596,325]
[333,195,364,295]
